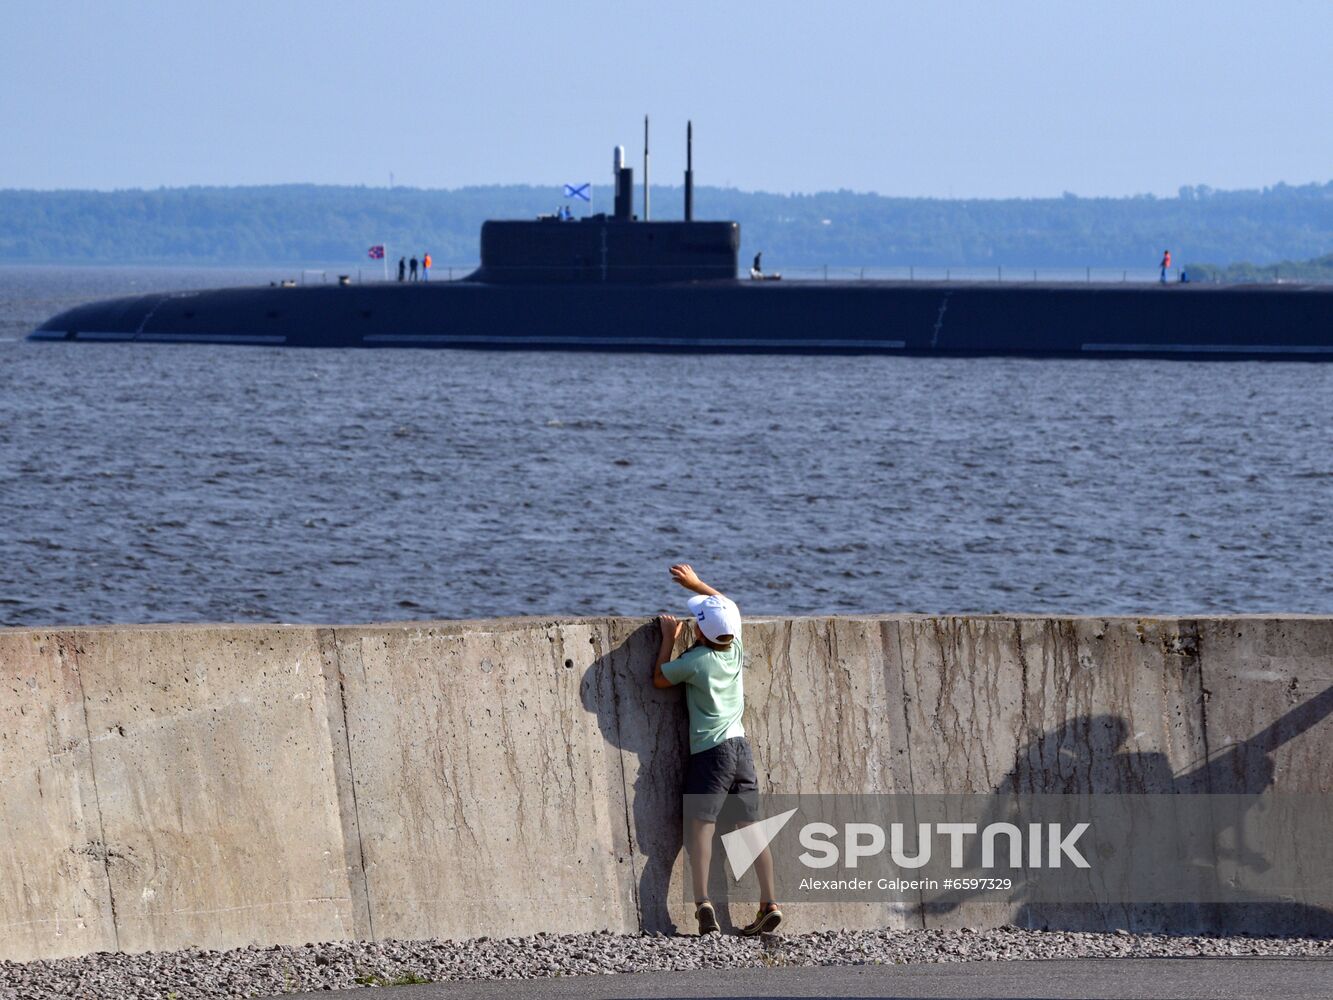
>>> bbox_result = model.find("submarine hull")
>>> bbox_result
[29,279,1333,360]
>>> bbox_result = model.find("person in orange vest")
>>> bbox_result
[422,252,432,281]
[1160,249,1171,284]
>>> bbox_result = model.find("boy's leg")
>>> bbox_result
[682,745,727,906]
[688,818,716,903]
[731,820,778,905]
[732,738,783,933]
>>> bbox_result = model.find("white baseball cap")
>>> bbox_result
[687,594,742,643]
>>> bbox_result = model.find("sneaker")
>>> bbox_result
[695,900,720,935]
[739,903,782,936]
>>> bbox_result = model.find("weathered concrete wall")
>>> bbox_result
[73,626,363,954]
[333,620,635,941]
[0,632,116,959]
[1,615,1330,960]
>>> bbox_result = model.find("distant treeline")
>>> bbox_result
[1184,252,1333,283]
[0,181,1328,270]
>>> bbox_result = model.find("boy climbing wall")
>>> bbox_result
[652,563,782,936]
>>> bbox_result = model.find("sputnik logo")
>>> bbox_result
[720,808,799,881]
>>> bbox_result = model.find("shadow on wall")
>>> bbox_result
[579,622,688,935]
[926,685,1333,935]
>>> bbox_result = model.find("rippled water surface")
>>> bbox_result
[2,265,1330,626]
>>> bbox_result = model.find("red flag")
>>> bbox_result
[368,245,385,259]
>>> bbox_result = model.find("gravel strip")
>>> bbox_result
[2,927,1329,1000]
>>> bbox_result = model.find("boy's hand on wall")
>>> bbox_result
[658,614,684,642]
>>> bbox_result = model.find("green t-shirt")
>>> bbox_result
[661,634,745,754]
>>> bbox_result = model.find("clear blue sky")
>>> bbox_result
[3,1,1329,197]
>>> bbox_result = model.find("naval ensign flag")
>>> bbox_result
[368,244,387,280]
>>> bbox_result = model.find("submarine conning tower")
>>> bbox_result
[468,119,739,284]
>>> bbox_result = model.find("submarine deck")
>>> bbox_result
[29,277,1333,359]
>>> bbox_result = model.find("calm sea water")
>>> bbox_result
[1,265,1330,627]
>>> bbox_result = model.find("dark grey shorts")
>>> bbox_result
[683,736,760,823]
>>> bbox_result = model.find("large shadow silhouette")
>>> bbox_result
[925,685,1333,935]
[583,622,1333,937]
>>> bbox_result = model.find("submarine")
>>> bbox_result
[30,121,1333,360]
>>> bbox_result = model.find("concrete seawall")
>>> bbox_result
[2,616,1330,961]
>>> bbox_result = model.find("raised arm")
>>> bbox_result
[669,563,725,600]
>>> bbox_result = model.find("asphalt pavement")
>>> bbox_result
[274,957,1332,999]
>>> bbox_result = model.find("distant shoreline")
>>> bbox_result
[1,181,1328,271]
